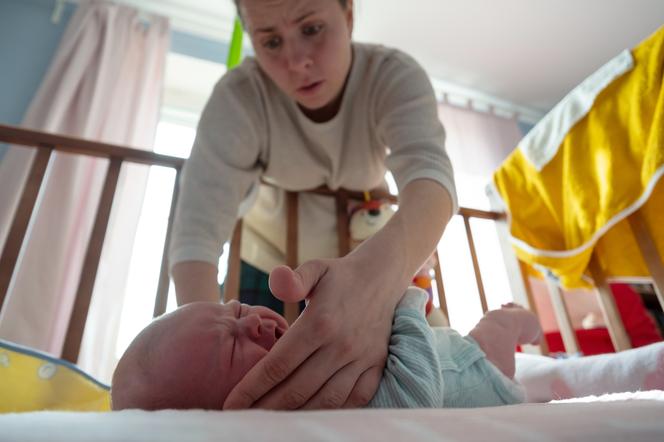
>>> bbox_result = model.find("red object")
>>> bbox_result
[544,283,662,355]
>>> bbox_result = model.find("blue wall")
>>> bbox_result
[0,0,233,161]
[0,0,74,138]
[172,31,231,65]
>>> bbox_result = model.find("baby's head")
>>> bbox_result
[111,301,288,410]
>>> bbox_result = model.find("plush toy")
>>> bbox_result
[348,197,448,327]
[349,199,396,249]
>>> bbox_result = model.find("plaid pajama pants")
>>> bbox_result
[221,261,304,315]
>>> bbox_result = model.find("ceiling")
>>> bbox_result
[117,0,664,118]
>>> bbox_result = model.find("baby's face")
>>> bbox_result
[217,301,289,383]
[112,301,288,410]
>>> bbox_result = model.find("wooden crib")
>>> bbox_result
[0,123,660,365]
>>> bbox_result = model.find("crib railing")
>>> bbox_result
[4,124,651,364]
[0,124,184,363]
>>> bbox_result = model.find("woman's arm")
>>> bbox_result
[171,261,220,305]
[223,178,453,410]
[168,68,264,305]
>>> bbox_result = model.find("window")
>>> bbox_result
[115,52,227,357]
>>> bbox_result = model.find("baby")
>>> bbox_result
[111,288,541,410]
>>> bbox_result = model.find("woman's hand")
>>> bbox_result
[222,179,453,410]
[222,255,404,410]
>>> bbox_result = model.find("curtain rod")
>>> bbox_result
[53,0,239,42]
[430,77,544,124]
[53,0,166,24]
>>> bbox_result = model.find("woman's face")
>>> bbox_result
[240,0,353,113]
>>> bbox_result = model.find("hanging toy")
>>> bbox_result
[413,254,449,327]
[349,195,396,249]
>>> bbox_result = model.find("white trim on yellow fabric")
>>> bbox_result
[508,164,664,259]
[518,50,634,171]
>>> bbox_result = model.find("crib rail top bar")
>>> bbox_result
[0,124,184,169]
[264,183,504,220]
[459,207,506,221]
[0,124,504,220]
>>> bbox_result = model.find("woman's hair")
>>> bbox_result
[233,0,350,18]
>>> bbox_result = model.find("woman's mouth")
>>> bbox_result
[297,80,323,95]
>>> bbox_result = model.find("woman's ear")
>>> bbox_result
[345,0,354,35]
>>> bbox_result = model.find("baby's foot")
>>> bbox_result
[469,304,542,379]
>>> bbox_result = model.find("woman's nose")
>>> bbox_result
[286,40,313,72]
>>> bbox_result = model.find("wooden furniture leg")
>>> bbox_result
[335,190,350,256]
[628,210,664,312]
[486,191,536,308]
[153,170,181,317]
[588,254,632,352]
[518,262,549,355]
[62,158,122,363]
[223,220,243,303]
[462,215,488,313]
[545,276,580,355]
[0,147,52,313]
[433,250,449,323]
[284,192,300,324]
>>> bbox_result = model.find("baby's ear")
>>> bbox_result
[397,287,429,313]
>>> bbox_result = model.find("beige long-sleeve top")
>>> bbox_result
[169,43,457,274]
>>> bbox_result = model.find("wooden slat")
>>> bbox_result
[628,210,664,311]
[462,215,489,313]
[62,158,122,363]
[486,187,544,355]
[588,254,632,352]
[518,262,549,355]
[545,276,580,354]
[153,171,181,318]
[224,220,243,303]
[265,179,506,222]
[0,146,52,312]
[0,124,183,169]
[335,190,350,256]
[284,192,300,324]
[432,250,449,320]
[458,207,505,221]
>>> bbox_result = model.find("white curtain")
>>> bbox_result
[0,1,169,382]
[438,103,524,209]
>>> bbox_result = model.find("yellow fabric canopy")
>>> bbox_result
[493,26,664,288]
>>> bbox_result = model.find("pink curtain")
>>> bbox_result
[438,103,523,209]
[0,1,169,380]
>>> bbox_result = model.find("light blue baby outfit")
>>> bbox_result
[368,288,525,408]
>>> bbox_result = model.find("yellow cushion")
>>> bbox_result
[0,340,110,412]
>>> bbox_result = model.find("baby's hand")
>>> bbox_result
[397,287,429,313]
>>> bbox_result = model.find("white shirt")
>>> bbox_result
[169,42,457,274]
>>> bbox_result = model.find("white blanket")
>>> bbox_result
[2,391,663,442]
[3,343,663,441]
[516,342,664,402]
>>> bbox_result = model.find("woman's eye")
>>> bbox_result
[263,37,282,50]
[302,24,323,36]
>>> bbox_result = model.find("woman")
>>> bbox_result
[169,0,457,410]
